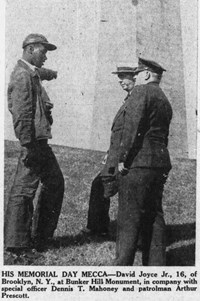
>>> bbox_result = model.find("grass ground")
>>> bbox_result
[4,140,196,266]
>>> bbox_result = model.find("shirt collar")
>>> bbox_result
[128,87,134,96]
[123,88,135,103]
[19,59,42,82]
[20,59,36,72]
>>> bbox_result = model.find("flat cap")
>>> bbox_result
[22,33,57,51]
[112,66,137,74]
[135,58,166,75]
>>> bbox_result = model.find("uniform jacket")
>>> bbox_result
[120,82,172,170]
[7,60,53,146]
[102,82,172,176]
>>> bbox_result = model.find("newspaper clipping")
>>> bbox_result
[1,0,199,300]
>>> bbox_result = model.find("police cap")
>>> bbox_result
[135,58,166,75]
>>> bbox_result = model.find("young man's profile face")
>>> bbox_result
[31,44,48,68]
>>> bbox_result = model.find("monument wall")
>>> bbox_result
[5,0,197,158]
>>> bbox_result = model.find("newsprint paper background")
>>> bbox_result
[0,0,200,300]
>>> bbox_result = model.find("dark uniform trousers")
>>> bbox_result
[4,140,64,249]
[87,173,111,233]
[111,82,172,266]
[114,167,168,266]
[86,101,126,234]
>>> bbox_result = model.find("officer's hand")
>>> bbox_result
[102,153,108,165]
[118,162,129,175]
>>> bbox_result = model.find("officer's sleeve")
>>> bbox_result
[119,86,147,167]
[38,68,57,81]
[9,72,35,146]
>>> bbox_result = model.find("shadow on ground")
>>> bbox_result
[4,140,196,266]
[4,222,195,266]
[166,223,195,244]
[44,221,195,266]
[166,243,195,266]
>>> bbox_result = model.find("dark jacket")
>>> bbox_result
[102,82,172,176]
[119,82,172,170]
[38,68,57,81]
[101,101,127,176]
[7,60,53,146]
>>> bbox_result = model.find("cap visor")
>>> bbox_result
[112,71,136,75]
[43,42,57,51]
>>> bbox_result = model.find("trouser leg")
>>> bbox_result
[33,145,64,244]
[115,170,141,265]
[87,174,110,233]
[4,148,39,249]
[114,168,167,266]
[142,171,167,266]
[146,214,166,266]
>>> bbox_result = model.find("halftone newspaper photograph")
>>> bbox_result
[0,0,199,301]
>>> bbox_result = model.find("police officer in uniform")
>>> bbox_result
[5,34,64,257]
[84,66,137,235]
[113,58,173,266]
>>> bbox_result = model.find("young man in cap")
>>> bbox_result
[4,34,64,257]
[113,58,172,266]
[83,65,137,236]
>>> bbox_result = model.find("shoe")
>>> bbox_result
[35,245,47,252]
[33,236,49,252]
[81,227,109,237]
[81,227,93,235]
[20,249,42,260]
[34,237,60,252]
[81,228,95,237]
[6,247,42,259]
[98,231,109,237]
